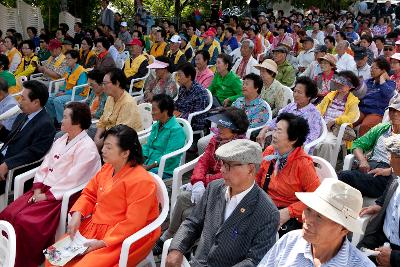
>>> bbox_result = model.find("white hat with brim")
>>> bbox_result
[147,59,169,69]
[254,59,278,74]
[295,178,364,233]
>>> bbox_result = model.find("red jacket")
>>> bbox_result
[191,136,222,186]
[256,146,320,221]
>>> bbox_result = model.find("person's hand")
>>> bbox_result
[380,71,390,84]
[191,181,205,204]
[375,246,392,267]
[28,193,47,203]
[256,127,269,146]
[94,136,104,150]
[327,120,336,131]
[368,168,392,177]
[279,208,291,227]
[36,65,44,73]
[360,204,382,217]
[166,250,184,267]
[359,159,371,173]
[223,98,231,107]
[84,240,106,254]
[67,211,82,240]
[0,163,9,180]
[56,91,66,97]
[144,161,158,171]
[173,110,182,117]
[180,183,193,191]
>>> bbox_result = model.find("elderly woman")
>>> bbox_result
[354,57,396,136]
[45,49,89,126]
[153,107,249,255]
[79,37,97,69]
[194,50,214,89]
[256,59,291,117]
[256,113,320,237]
[52,125,160,267]
[143,56,177,102]
[142,94,185,179]
[259,179,374,266]
[314,53,338,103]
[208,53,242,107]
[314,71,360,163]
[257,76,322,149]
[0,102,101,267]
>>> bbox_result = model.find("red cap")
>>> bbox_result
[48,39,62,50]
[201,30,216,38]
[127,38,143,47]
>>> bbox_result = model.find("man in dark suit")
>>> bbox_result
[166,139,279,267]
[0,80,55,192]
[358,134,400,267]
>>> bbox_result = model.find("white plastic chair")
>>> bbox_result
[128,70,150,102]
[0,159,42,212]
[246,100,272,139]
[311,156,337,182]
[342,154,377,207]
[70,83,90,102]
[140,118,193,178]
[282,85,294,106]
[119,172,169,267]
[352,215,373,246]
[48,78,66,95]
[137,103,153,136]
[160,238,190,267]
[304,116,328,155]
[12,166,88,240]
[0,220,16,267]
[187,89,213,137]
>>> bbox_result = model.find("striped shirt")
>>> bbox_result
[383,177,400,246]
[258,230,374,267]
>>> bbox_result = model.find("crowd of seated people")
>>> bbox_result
[2,2,400,266]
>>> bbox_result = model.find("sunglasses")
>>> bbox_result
[385,47,394,51]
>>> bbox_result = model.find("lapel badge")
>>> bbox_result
[54,154,60,159]
[240,208,246,213]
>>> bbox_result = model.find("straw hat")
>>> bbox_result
[254,59,278,74]
[318,53,337,67]
[295,179,364,233]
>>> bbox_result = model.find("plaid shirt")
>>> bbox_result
[175,81,209,131]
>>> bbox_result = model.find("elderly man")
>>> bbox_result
[272,46,296,87]
[231,39,260,79]
[123,38,149,91]
[297,36,315,74]
[336,40,357,73]
[339,96,400,198]
[301,44,327,80]
[197,30,220,65]
[258,179,374,266]
[36,39,67,82]
[167,35,187,70]
[118,22,132,45]
[358,134,400,267]
[166,139,279,267]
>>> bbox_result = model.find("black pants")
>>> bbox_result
[338,161,392,198]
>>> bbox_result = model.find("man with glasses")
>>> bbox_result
[166,139,279,267]
[14,40,39,79]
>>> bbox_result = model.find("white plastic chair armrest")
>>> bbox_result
[137,127,152,137]
[157,142,193,178]
[70,83,89,102]
[304,118,328,154]
[343,154,355,171]
[129,77,146,95]
[171,155,201,209]
[352,215,372,245]
[13,167,39,200]
[49,78,66,94]
[139,132,151,145]
[188,110,205,125]
[160,238,190,267]
[246,124,267,139]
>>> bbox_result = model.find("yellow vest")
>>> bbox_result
[190,35,199,48]
[198,41,219,59]
[150,41,167,57]
[182,44,193,62]
[63,65,89,96]
[47,54,66,67]
[79,49,96,67]
[167,49,184,65]
[124,54,148,89]
[6,48,21,68]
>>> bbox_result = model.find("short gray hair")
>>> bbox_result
[241,39,255,50]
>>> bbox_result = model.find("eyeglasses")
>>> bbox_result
[101,81,112,85]
[219,160,245,171]
[384,47,394,51]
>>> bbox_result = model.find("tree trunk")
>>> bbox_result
[175,0,181,28]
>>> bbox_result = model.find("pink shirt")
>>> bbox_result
[195,67,214,89]
[33,131,101,200]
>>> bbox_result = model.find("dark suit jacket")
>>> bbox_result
[0,109,55,170]
[358,176,400,267]
[170,179,279,267]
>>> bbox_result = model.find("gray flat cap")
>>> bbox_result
[215,139,262,164]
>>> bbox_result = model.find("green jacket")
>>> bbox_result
[351,122,391,153]
[276,60,296,87]
[142,116,185,176]
[208,70,242,104]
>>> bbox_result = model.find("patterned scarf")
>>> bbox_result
[263,149,294,175]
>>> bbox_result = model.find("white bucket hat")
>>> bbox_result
[295,178,364,233]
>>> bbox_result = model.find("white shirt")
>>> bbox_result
[336,53,357,73]
[296,49,315,70]
[383,177,400,246]
[356,63,371,81]
[224,182,254,221]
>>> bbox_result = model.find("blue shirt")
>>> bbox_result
[175,81,209,131]
[360,79,395,116]
[222,36,239,54]
[232,96,270,128]
[383,177,400,246]
[258,230,374,267]
[0,94,19,131]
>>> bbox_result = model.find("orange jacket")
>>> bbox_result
[256,146,320,221]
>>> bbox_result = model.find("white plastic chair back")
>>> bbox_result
[70,83,89,102]
[304,116,328,155]
[0,221,16,267]
[120,172,169,267]
[160,238,190,267]
[311,156,337,182]
[282,85,294,106]
[138,103,153,131]
[187,89,213,136]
